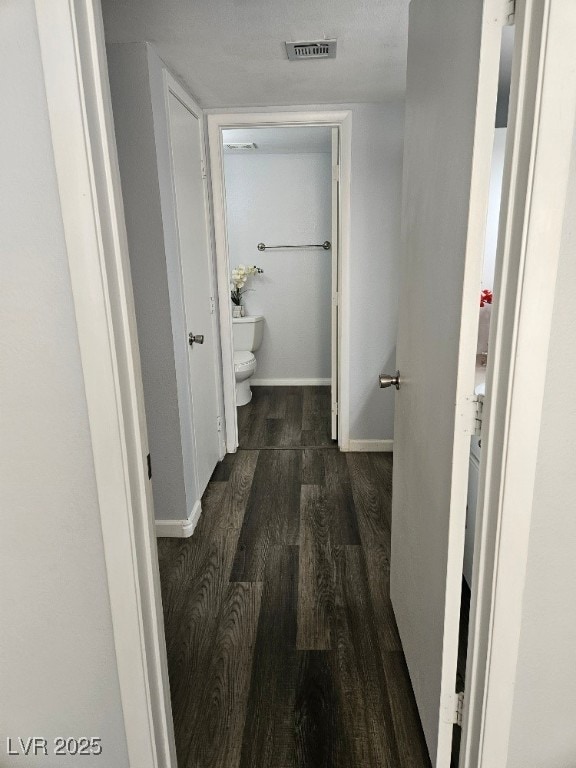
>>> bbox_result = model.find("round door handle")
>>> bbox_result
[379,370,400,390]
[189,333,205,346]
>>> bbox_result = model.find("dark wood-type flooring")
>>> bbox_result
[157,386,431,768]
[237,386,334,449]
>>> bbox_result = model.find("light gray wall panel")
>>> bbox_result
[0,3,128,762]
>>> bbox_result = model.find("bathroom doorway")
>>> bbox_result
[208,112,352,452]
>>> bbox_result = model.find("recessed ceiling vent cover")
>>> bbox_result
[285,40,337,61]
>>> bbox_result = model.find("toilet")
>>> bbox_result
[232,315,264,406]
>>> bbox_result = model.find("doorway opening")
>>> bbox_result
[220,125,335,448]
[207,112,352,453]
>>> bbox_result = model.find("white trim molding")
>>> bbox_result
[250,378,331,386]
[34,2,176,766]
[207,110,352,454]
[347,439,394,453]
[155,500,202,538]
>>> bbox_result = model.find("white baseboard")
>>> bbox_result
[251,378,331,386]
[155,499,202,538]
[347,439,394,453]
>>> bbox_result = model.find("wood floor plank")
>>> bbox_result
[160,462,256,761]
[368,452,394,530]
[324,451,362,545]
[301,387,332,446]
[331,545,401,768]
[195,449,259,542]
[267,386,287,419]
[264,417,283,447]
[346,452,392,545]
[157,490,228,626]
[383,651,432,768]
[239,545,299,768]
[239,386,333,448]
[302,448,326,485]
[163,534,239,764]
[238,387,270,448]
[184,581,263,768]
[294,651,344,768]
[210,451,238,482]
[231,450,301,581]
[297,485,335,650]
[163,523,239,679]
[236,396,252,440]
[346,452,401,651]
[278,388,303,447]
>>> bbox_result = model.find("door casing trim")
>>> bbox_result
[207,110,352,451]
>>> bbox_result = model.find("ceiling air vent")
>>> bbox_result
[285,40,337,61]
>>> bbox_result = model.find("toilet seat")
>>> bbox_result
[234,351,256,371]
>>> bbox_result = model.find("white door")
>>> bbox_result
[331,127,339,441]
[166,88,221,496]
[389,1,505,765]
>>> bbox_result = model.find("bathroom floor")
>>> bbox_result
[157,386,431,768]
[237,385,334,449]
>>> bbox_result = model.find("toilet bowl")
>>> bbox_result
[232,315,264,406]
[234,351,257,406]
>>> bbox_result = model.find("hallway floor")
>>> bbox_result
[157,386,431,768]
[237,385,334,449]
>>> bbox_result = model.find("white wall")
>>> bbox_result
[208,103,405,441]
[0,3,129,763]
[506,118,576,768]
[224,152,332,382]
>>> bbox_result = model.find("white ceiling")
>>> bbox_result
[222,127,332,154]
[101,0,409,108]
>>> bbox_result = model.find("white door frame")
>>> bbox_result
[462,1,576,765]
[35,1,176,766]
[207,111,352,452]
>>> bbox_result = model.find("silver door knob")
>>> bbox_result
[188,333,205,346]
[379,370,400,390]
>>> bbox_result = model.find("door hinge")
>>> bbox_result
[454,691,465,727]
[503,0,515,25]
[462,394,484,436]
[332,164,340,182]
[209,296,216,314]
[146,453,152,480]
[217,415,223,432]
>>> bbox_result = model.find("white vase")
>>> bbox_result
[232,305,243,318]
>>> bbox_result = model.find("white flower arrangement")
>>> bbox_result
[230,264,263,306]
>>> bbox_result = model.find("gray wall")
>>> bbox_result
[208,102,405,442]
[506,117,576,768]
[0,2,128,763]
[107,42,197,521]
[224,151,332,382]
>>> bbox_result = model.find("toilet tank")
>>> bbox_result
[232,315,264,352]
